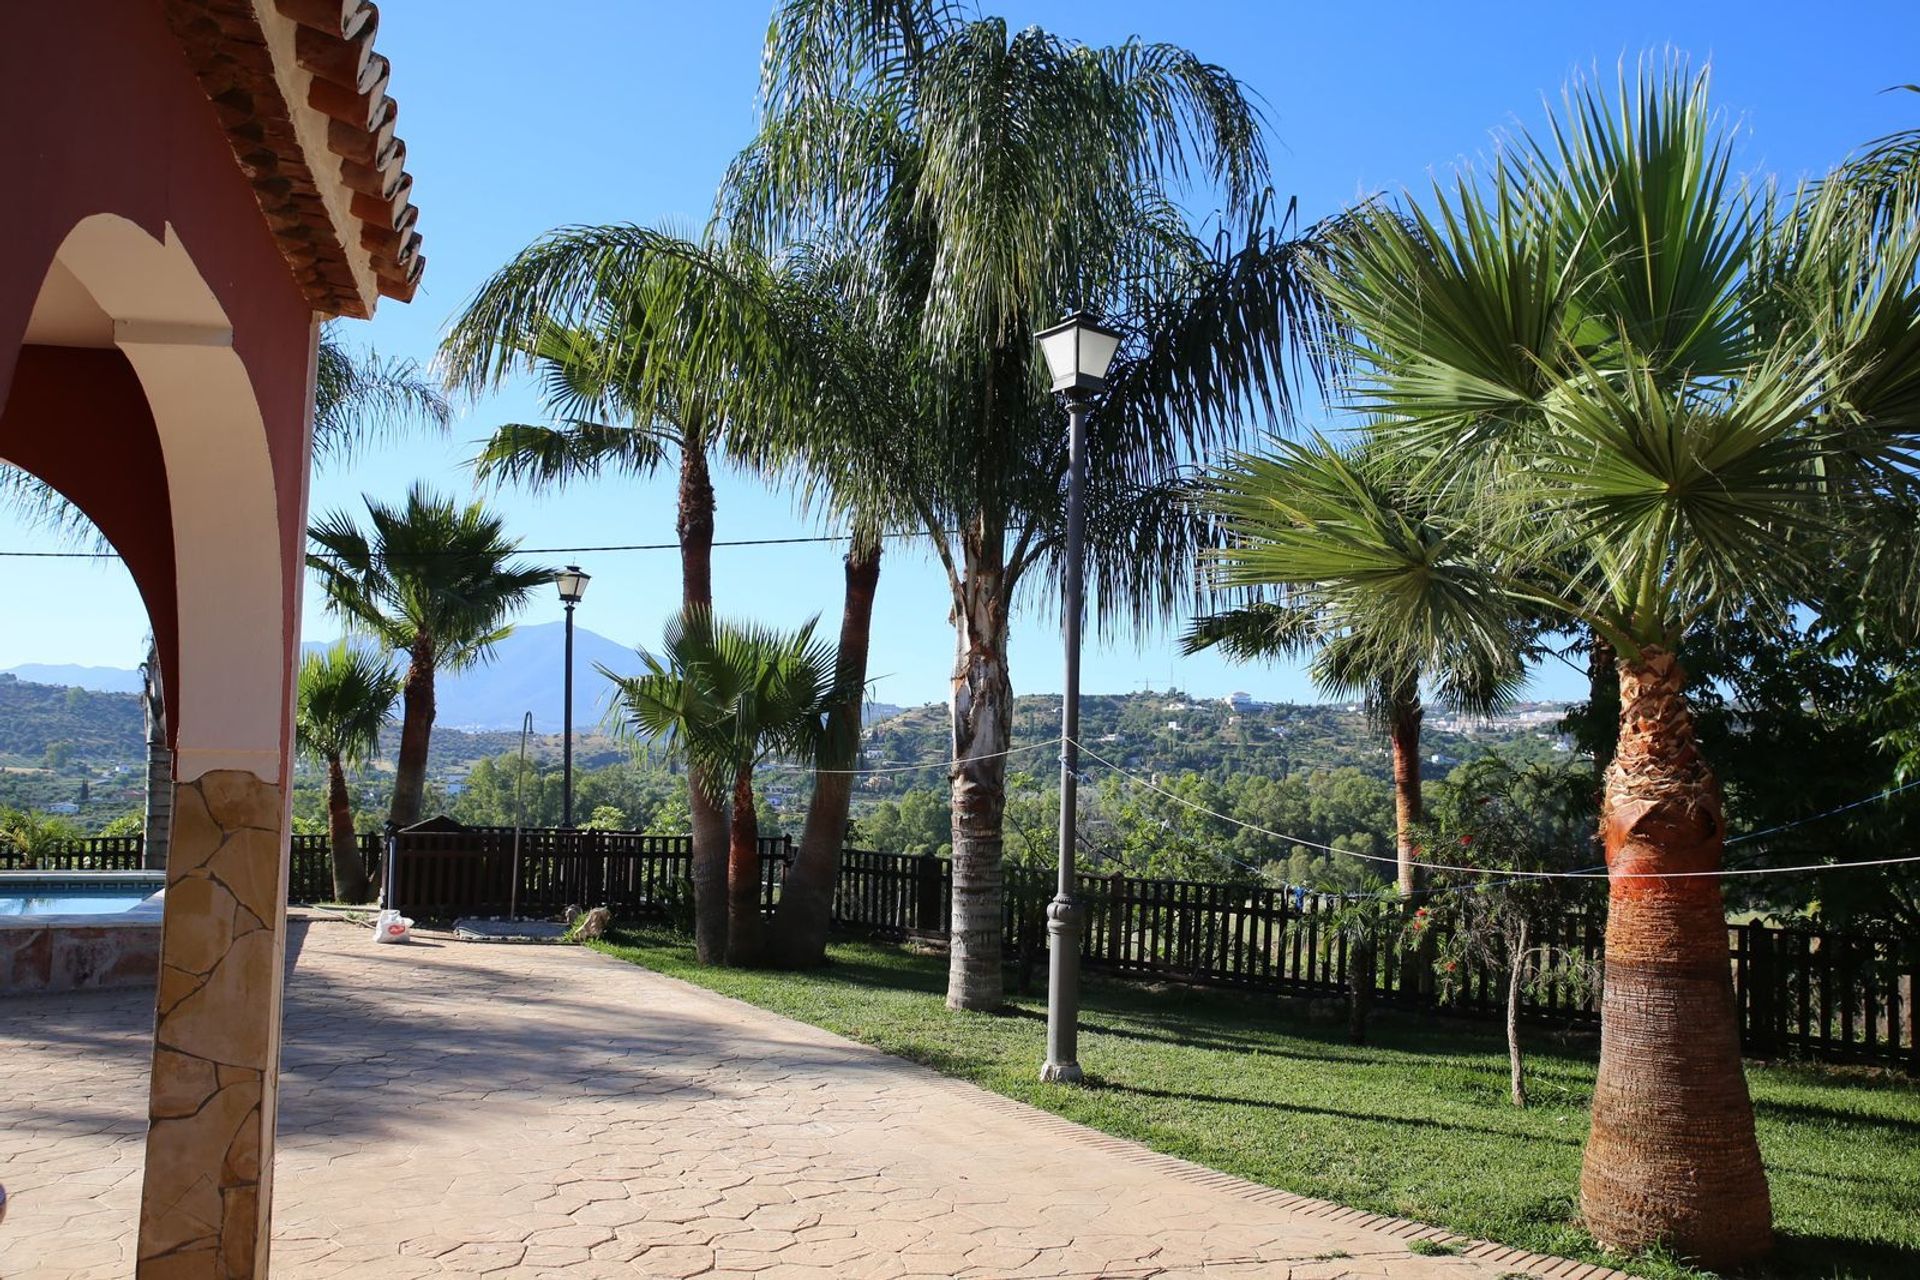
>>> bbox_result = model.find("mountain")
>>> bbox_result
[0,663,145,694]
[2,624,649,733]
[414,621,646,732]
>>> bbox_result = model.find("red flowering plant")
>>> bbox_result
[1410,754,1602,1107]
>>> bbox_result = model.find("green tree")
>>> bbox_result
[607,608,854,966]
[1320,62,1920,1266]
[1190,436,1525,901]
[0,806,82,866]
[294,643,400,902]
[1417,756,1599,1106]
[721,0,1336,1009]
[307,485,553,829]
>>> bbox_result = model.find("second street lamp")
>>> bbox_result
[555,564,590,827]
[1033,310,1121,1084]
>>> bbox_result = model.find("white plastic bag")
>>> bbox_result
[374,909,414,944]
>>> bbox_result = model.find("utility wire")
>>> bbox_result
[1071,738,1920,882]
[0,529,941,561]
[1724,776,1920,846]
[753,737,1061,776]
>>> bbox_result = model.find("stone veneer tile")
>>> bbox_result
[138,770,289,1280]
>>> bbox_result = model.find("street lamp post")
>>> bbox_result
[555,565,591,827]
[1034,311,1121,1085]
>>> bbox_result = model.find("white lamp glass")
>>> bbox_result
[555,566,590,604]
[1034,311,1122,393]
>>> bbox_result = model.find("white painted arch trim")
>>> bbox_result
[49,215,291,783]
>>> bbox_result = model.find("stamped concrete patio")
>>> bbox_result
[0,916,1627,1279]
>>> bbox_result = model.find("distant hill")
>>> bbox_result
[4,622,651,734]
[1,664,145,694]
[0,674,144,761]
[0,662,1576,798]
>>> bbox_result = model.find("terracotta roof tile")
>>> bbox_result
[162,0,424,316]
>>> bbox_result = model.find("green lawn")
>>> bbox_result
[593,926,1920,1280]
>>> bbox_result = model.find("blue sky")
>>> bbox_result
[4,0,1916,711]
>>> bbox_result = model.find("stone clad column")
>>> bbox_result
[138,770,290,1278]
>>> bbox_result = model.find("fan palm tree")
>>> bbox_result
[294,643,401,902]
[1317,61,1919,1267]
[307,485,554,828]
[716,0,1337,1009]
[607,608,854,966]
[1190,435,1526,902]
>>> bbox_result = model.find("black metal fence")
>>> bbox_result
[18,831,1915,1071]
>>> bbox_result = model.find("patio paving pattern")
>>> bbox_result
[0,916,1628,1279]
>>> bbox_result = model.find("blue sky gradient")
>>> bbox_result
[4,0,1915,712]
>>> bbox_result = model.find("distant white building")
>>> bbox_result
[45,802,79,815]
[1225,691,1257,711]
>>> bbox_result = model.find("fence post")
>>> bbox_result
[914,853,943,933]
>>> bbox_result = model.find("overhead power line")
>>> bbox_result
[0,529,941,561]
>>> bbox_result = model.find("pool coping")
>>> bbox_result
[0,871,166,929]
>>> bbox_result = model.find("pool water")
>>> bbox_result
[0,892,156,916]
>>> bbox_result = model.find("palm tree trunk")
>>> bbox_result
[774,540,881,967]
[1507,919,1529,1108]
[1587,630,1621,783]
[1578,646,1770,1270]
[326,756,370,903]
[678,437,729,965]
[1388,680,1424,900]
[947,541,1010,1011]
[725,769,764,967]
[677,435,715,606]
[1388,678,1429,997]
[387,635,436,828]
[1348,933,1375,1044]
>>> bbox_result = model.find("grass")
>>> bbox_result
[591,927,1920,1280]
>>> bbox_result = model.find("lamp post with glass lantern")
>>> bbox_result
[1033,311,1120,1084]
[554,565,591,827]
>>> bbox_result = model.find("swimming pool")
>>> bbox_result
[0,873,165,994]
[0,888,157,915]
[0,874,164,918]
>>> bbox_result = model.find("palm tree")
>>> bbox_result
[719,0,1337,1010]
[294,643,401,902]
[607,608,853,966]
[442,226,904,966]
[307,485,554,828]
[1190,436,1526,902]
[1317,62,1918,1267]
[310,325,450,464]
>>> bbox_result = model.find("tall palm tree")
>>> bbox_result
[607,608,853,966]
[307,485,553,828]
[720,0,1337,1010]
[1318,62,1918,1267]
[310,325,451,465]
[1190,436,1526,902]
[443,226,903,966]
[294,643,401,902]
